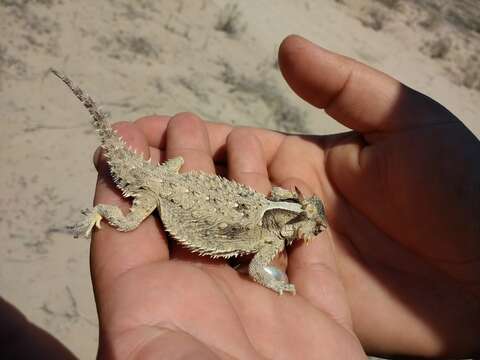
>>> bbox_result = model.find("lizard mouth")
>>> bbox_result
[317,217,328,232]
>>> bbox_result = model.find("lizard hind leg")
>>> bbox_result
[248,237,296,295]
[70,195,157,238]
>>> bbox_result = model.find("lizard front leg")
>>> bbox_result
[268,186,299,202]
[248,236,295,295]
[71,194,157,238]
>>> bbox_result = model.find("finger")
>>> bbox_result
[268,136,323,196]
[209,125,286,168]
[135,115,233,158]
[0,297,76,359]
[90,122,169,297]
[283,179,353,330]
[132,115,286,167]
[135,115,171,150]
[226,128,271,194]
[290,229,353,330]
[225,128,278,269]
[225,127,286,167]
[165,113,216,173]
[165,113,220,261]
[278,35,455,134]
[262,169,353,328]
[136,115,228,178]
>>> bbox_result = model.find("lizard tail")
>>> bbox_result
[51,68,117,144]
[51,69,154,195]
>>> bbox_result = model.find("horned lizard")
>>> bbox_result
[52,69,327,295]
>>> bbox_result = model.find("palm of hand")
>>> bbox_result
[93,119,477,359]
[91,119,365,359]
[97,255,364,359]
[89,35,480,359]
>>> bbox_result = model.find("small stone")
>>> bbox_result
[263,266,288,282]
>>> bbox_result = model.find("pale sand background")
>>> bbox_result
[1,0,479,358]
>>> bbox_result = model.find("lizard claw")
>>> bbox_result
[262,266,296,295]
[275,282,296,296]
[70,208,103,238]
[94,213,102,229]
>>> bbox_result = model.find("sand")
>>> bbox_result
[1,0,479,358]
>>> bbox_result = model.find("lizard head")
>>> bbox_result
[300,197,327,244]
[302,196,328,234]
[284,196,328,245]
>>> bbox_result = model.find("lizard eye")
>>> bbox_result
[304,198,324,219]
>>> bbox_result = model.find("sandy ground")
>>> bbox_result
[1,0,479,358]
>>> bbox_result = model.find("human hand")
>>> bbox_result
[89,114,366,359]
[274,35,480,358]
[89,34,480,359]
[0,297,75,359]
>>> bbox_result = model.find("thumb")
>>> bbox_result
[279,36,480,263]
[278,35,456,134]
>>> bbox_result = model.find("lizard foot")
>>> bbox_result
[270,280,296,295]
[69,208,103,238]
[269,186,299,202]
[262,266,296,295]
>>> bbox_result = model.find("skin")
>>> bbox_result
[90,118,364,357]
[2,35,479,358]
[89,36,480,359]
[0,297,76,359]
